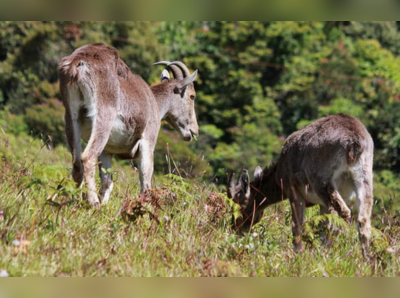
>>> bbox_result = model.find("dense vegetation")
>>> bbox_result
[1,21,400,276]
[2,22,400,184]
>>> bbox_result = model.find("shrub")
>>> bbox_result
[25,98,65,146]
[0,108,28,135]
[154,127,212,180]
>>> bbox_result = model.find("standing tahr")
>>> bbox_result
[59,43,199,207]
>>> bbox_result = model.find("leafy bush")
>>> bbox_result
[0,108,28,135]
[154,127,212,179]
[373,170,400,212]
[25,98,65,146]
[318,98,365,120]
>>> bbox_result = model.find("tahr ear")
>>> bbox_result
[227,171,235,199]
[254,166,263,180]
[239,169,250,197]
[160,69,170,82]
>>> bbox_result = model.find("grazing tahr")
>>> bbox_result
[228,114,374,259]
[59,43,199,207]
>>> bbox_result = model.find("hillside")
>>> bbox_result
[1,21,400,276]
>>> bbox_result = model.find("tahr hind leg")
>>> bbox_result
[98,151,114,205]
[63,85,84,187]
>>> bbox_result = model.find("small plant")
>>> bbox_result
[302,213,349,248]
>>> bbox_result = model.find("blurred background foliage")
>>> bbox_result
[1,21,400,198]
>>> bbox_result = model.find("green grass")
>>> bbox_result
[0,133,400,277]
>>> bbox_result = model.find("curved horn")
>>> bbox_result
[153,61,183,80]
[169,61,191,77]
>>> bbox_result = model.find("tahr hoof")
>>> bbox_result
[293,239,304,253]
[92,202,101,210]
[88,195,101,209]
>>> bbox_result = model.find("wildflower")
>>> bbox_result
[279,136,285,141]
[0,211,3,215]
[245,243,255,250]
[12,240,20,247]
[322,273,327,277]
[0,270,9,277]
[386,248,397,254]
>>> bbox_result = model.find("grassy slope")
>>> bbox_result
[0,132,399,277]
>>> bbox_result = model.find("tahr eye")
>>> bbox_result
[190,95,196,100]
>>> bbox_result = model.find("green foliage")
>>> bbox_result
[25,98,65,146]
[207,142,242,178]
[302,213,349,247]
[297,98,365,129]
[154,128,212,179]
[373,170,400,212]
[319,98,364,119]
[0,22,70,113]
[343,22,400,55]
[0,108,28,135]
